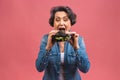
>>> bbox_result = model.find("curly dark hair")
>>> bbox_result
[49,6,77,27]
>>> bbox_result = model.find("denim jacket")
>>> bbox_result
[36,34,90,80]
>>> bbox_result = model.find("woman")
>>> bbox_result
[36,6,90,80]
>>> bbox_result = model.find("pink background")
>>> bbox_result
[0,0,120,80]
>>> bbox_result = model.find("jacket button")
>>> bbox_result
[57,71,60,74]
[44,63,46,64]
[58,62,61,64]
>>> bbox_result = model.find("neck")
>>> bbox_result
[59,42,65,53]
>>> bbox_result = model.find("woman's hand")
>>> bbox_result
[46,30,58,51]
[66,31,80,49]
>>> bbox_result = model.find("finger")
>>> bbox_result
[49,30,59,34]
[49,30,59,37]
[68,39,73,45]
[65,31,76,35]
[74,34,79,37]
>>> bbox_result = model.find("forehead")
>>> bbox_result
[54,11,68,18]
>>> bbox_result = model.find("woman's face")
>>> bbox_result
[53,11,71,31]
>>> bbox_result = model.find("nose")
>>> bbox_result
[58,20,65,29]
[60,20,64,26]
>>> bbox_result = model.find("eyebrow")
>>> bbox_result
[55,16,68,18]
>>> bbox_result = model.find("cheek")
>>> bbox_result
[66,21,71,26]
[66,22,71,29]
[66,26,71,30]
[53,19,57,26]
[53,22,59,29]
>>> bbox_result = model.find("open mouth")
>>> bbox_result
[58,28,65,30]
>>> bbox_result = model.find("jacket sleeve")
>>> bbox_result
[75,36,90,73]
[35,35,50,72]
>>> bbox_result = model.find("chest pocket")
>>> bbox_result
[49,52,58,65]
[68,52,76,64]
